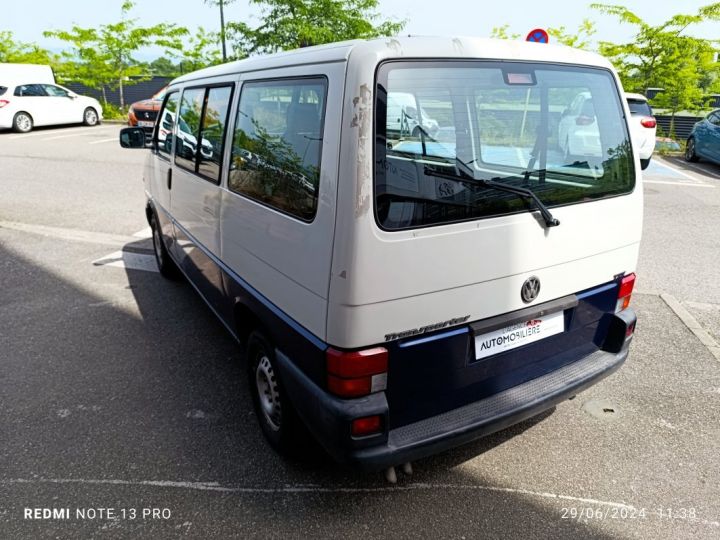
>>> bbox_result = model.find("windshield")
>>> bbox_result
[375,61,635,230]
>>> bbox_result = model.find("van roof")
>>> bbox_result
[171,35,615,85]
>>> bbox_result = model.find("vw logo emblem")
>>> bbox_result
[521,276,541,303]
[144,112,150,119]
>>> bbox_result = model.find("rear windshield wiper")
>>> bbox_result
[424,161,560,228]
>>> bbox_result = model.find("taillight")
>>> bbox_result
[351,415,382,437]
[640,116,656,128]
[327,347,388,398]
[576,115,594,126]
[0,100,9,108]
[616,273,636,312]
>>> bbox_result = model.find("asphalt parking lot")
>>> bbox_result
[1,124,720,539]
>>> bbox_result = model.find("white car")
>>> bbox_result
[625,92,656,169]
[386,92,439,138]
[0,82,102,133]
[558,91,602,159]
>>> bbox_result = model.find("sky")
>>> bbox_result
[4,0,719,60]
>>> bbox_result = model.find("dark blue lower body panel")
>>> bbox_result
[147,199,636,471]
[278,332,633,472]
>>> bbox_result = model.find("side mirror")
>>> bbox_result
[641,158,651,170]
[119,127,146,148]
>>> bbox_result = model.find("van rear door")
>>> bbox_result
[330,59,640,428]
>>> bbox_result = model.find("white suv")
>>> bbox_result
[0,82,102,133]
[625,92,656,169]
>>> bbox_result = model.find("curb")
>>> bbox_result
[660,292,720,362]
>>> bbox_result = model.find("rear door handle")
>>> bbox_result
[167,169,172,190]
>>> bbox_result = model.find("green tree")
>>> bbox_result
[227,0,405,55]
[591,2,720,132]
[167,27,224,74]
[44,1,188,108]
[0,31,58,65]
[148,57,180,78]
[547,19,596,50]
[490,25,520,41]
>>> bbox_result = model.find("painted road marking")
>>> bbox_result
[0,221,136,246]
[92,249,158,273]
[669,159,720,180]
[643,179,715,188]
[0,477,717,529]
[88,137,119,145]
[132,227,152,238]
[6,125,117,141]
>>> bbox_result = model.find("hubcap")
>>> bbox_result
[255,354,282,431]
[16,115,30,131]
[85,110,97,124]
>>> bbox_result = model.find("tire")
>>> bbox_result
[12,112,33,133]
[247,331,307,455]
[150,212,180,279]
[83,107,99,126]
[685,137,700,162]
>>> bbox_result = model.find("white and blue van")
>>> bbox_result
[120,36,642,473]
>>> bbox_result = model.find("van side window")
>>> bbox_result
[156,91,179,158]
[228,78,327,221]
[175,88,205,172]
[198,86,233,181]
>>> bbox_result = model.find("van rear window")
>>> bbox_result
[375,61,635,230]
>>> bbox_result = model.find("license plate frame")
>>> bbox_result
[474,310,565,360]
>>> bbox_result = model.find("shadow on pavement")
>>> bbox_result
[0,241,620,539]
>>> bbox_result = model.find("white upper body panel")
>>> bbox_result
[326,37,642,347]
[149,36,641,348]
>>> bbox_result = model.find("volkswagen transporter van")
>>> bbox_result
[120,37,641,473]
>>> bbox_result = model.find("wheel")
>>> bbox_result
[640,157,651,170]
[12,112,33,133]
[150,212,180,279]
[685,137,699,162]
[83,107,99,126]
[247,331,306,455]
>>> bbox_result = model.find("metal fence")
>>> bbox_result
[654,114,703,141]
[64,77,172,108]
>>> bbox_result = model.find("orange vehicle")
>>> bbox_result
[127,87,166,134]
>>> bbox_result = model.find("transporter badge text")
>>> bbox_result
[385,315,471,341]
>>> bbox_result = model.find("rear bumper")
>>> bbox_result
[277,311,634,472]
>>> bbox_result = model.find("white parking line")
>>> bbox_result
[1,477,718,528]
[132,227,152,238]
[674,160,720,180]
[89,137,119,145]
[92,250,158,273]
[653,158,707,183]
[7,125,117,141]
[643,179,715,188]
[42,130,112,141]
[0,220,135,246]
